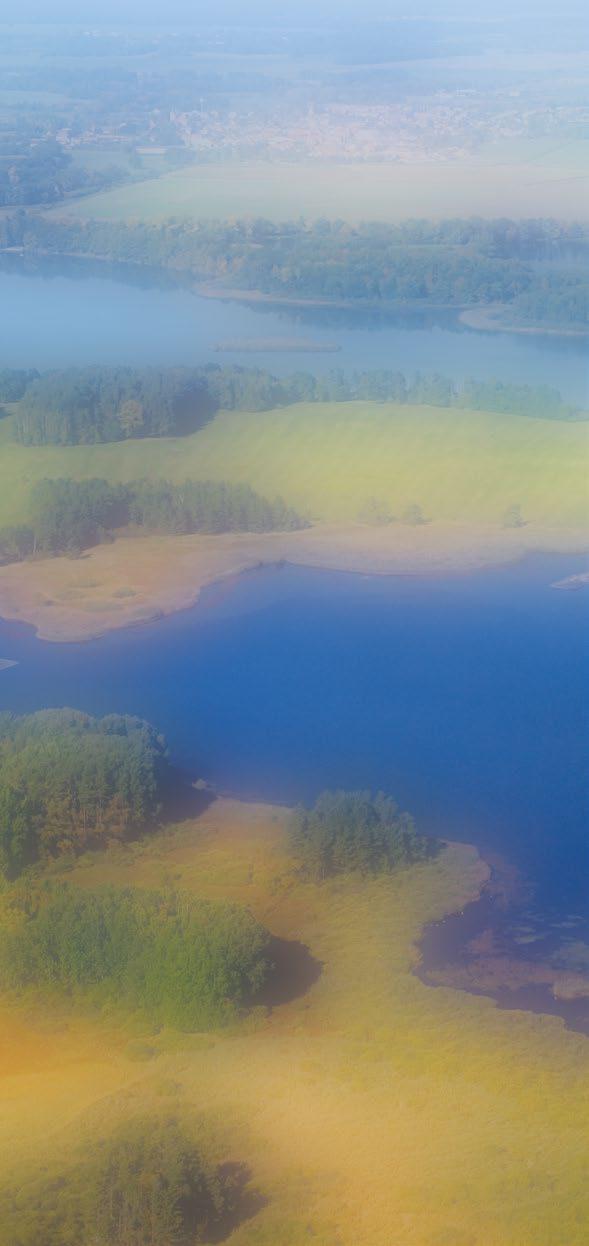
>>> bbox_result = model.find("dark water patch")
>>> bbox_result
[258,937,323,1008]
[417,866,589,1036]
[207,1163,267,1244]
[161,772,217,824]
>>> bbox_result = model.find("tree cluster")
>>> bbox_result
[0,476,306,564]
[0,138,127,207]
[289,790,431,880]
[0,1115,244,1246]
[28,477,130,555]
[14,366,216,445]
[0,709,169,877]
[128,479,305,537]
[0,881,271,1029]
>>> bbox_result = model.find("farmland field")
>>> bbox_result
[46,143,589,225]
[1,402,587,529]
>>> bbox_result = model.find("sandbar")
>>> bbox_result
[0,520,587,643]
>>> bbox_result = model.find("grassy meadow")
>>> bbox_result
[1,402,588,530]
[1,798,589,1246]
[45,143,589,225]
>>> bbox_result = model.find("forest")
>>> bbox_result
[2,213,587,327]
[0,882,271,1029]
[0,709,169,877]
[289,789,430,880]
[6,362,580,447]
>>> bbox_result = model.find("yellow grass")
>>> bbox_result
[2,799,589,1245]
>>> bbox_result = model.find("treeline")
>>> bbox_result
[0,366,39,402]
[2,212,587,326]
[0,476,306,564]
[0,709,169,877]
[0,882,271,1029]
[289,790,431,880]
[0,1116,244,1246]
[7,362,580,447]
[127,478,304,536]
[13,365,217,444]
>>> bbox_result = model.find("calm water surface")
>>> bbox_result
[0,255,587,403]
[0,554,587,921]
[0,256,587,985]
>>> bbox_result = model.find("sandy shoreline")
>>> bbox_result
[458,305,588,338]
[0,520,587,644]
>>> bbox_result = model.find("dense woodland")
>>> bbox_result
[2,213,587,327]
[0,476,306,564]
[289,789,430,880]
[6,362,580,447]
[0,139,128,208]
[12,366,216,444]
[0,882,271,1028]
[0,1116,241,1246]
[0,709,169,877]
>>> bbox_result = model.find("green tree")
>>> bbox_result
[357,497,394,526]
[0,709,169,875]
[401,503,427,526]
[289,790,430,880]
[117,398,145,437]
[0,1116,246,1246]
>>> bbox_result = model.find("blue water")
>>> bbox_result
[0,256,587,403]
[0,554,587,917]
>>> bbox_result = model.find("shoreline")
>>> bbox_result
[458,304,589,338]
[2,250,584,338]
[194,281,468,315]
[417,855,589,1037]
[0,520,587,644]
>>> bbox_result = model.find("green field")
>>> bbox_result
[1,402,588,530]
[46,144,589,224]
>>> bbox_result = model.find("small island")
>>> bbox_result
[214,336,340,353]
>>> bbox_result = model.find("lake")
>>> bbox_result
[0,254,587,404]
[0,554,587,924]
[0,253,587,1017]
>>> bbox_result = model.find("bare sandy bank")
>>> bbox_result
[0,520,587,643]
[459,305,588,338]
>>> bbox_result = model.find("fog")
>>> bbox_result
[8,0,588,23]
